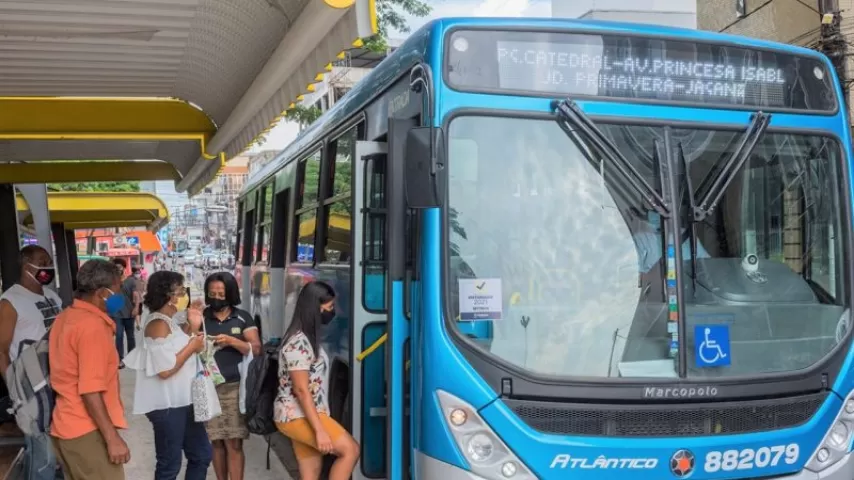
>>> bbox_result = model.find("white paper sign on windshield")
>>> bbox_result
[459,278,503,320]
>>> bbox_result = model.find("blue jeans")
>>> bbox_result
[113,317,136,360]
[25,431,61,480]
[146,406,212,480]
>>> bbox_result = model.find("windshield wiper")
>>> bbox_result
[554,99,670,217]
[692,111,771,221]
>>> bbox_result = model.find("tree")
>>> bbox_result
[364,0,432,53]
[285,104,323,128]
[48,182,140,192]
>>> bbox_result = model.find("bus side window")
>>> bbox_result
[363,153,387,311]
[321,127,356,265]
[257,183,275,263]
[241,209,256,268]
[234,201,244,265]
[294,150,322,264]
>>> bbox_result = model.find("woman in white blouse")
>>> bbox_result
[124,271,209,480]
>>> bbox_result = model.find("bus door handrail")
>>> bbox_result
[356,333,410,370]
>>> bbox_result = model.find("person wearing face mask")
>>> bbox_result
[48,260,129,480]
[0,245,64,480]
[123,271,210,480]
[275,281,359,480]
[0,246,63,373]
[109,260,140,369]
[201,272,260,480]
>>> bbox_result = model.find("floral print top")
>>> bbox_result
[274,331,330,424]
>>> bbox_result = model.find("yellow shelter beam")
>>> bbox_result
[16,191,170,232]
[0,97,216,136]
[0,97,222,160]
[0,161,180,184]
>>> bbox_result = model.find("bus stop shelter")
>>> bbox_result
[0,0,376,289]
[14,191,170,302]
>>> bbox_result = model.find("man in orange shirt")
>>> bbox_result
[49,259,130,480]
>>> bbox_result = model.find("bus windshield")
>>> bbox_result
[447,115,848,380]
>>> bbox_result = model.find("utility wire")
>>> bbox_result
[793,0,821,14]
[718,0,775,32]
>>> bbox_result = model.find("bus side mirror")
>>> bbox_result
[404,127,444,209]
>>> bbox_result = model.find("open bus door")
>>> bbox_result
[351,116,417,480]
[352,139,390,479]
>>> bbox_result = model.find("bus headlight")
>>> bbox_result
[449,408,468,426]
[501,461,518,477]
[467,433,495,462]
[806,390,854,472]
[438,390,537,479]
[828,422,849,449]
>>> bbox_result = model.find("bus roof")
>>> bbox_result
[242,17,836,196]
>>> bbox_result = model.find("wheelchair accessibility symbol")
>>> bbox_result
[695,325,731,367]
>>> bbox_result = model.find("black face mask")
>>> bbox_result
[207,298,230,312]
[321,309,336,325]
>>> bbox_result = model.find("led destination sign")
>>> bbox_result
[446,29,836,111]
[498,42,785,103]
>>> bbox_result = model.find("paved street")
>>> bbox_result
[119,367,291,479]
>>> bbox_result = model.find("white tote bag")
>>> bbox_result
[192,354,222,422]
[191,326,222,422]
[237,345,254,415]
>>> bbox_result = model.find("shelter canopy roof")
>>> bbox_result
[0,0,376,195]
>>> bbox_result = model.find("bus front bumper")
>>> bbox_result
[413,450,854,479]
[786,451,854,479]
[414,451,485,480]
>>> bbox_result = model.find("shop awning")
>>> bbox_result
[122,230,164,252]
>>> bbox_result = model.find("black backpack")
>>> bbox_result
[245,339,281,436]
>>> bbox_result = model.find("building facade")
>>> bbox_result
[553,0,697,28]
[148,156,248,253]
[298,40,402,122]
[139,180,190,216]
[697,0,847,110]
[697,0,821,46]
[210,155,249,245]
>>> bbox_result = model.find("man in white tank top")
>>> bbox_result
[0,245,64,480]
[0,245,64,371]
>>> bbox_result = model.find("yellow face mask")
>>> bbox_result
[174,294,190,312]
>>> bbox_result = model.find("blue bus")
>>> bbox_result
[237,17,854,480]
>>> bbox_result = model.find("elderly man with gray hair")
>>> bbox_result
[49,260,130,480]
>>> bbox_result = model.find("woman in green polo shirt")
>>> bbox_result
[202,272,261,480]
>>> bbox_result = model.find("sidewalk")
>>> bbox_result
[119,368,290,479]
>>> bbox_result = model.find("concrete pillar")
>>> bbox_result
[16,185,54,284]
[0,185,20,291]
[51,223,73,305]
